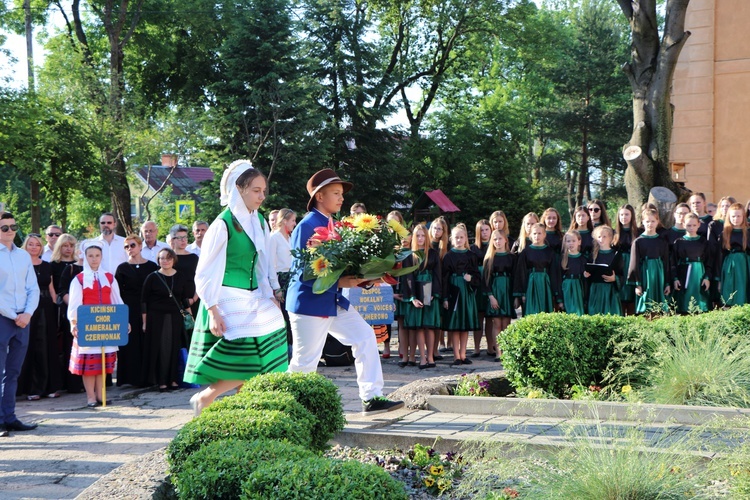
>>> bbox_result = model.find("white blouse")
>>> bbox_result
[67,271,124,354]
[269,230,292,273]
[195,217,280,309]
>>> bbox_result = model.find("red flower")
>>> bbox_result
[309,219,341,246]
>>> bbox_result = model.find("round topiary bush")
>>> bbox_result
[173,438,316,499]
[240,372,345,451]
[240,457,409,500]
[202,390,319,447]
[166,409,313,475]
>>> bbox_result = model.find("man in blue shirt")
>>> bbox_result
[286,170,403,415]
[0,213,40,436]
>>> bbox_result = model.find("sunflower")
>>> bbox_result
[351,213,380,232]
[311,256,331,277]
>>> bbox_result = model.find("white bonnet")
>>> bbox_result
[219,159,254,207]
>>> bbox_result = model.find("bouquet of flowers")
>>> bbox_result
[291,213,421,294]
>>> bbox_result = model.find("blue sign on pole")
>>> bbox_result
[347,285,394,325]
[76,304,130,347]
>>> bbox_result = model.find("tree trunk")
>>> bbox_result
[617,0,692,209]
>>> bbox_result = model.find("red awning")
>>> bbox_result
[424,189,460,213]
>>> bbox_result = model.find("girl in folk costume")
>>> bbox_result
[541,208,564,255]
[511,212,539,254]
[442,224,480,366]
[490,210,514,249]
[482,230,516,361]
[514,223,561,315]
[613,204,640,315]
[68,244,128,407]
[587,199,611,228]
[470,219,492,358]
[628,208,671,315]
[672,213,713,313]
[184,161,287,416]
[587,225,623,316]
[402,224,442,369]
[558,231,586,316]
[429,216,450,357]
[718,203,750,307]
[569,206,594,258]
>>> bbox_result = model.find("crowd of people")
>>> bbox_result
[3,171,745,435]
[385,193,746,372]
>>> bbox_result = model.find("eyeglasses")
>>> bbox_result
[124,242,137,250]
[588,207,601,213]
[47,233,62,237]
[0,224,19,233]
[100,221,114,225]
[172,236,188,241]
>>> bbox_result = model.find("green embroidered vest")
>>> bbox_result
[218,208,260,290]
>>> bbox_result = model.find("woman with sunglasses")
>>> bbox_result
[587,199,611,228]
[17,234,61,401]
[114,235,158,387]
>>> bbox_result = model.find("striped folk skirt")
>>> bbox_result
[69,344,117,376]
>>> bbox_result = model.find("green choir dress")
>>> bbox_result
[483,252,516,318]
[628,233,670,315]
[671,235,712,313]
[514,244,561,315]
[184,209,288,385]
[560,253,586,315]
[615,227,639,303]
[587,249,623,316]
[578,229,594,259]
[707,219,724,307]
[719,229,750,307]
[442,249,480,331]
[403,248,443,330]
[471,241,490,321]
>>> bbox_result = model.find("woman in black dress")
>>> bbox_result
[115,234,158,387]
[18,234,62,400]
[141,248,194,391]
[169,224,200,315]
[57,235,84,393]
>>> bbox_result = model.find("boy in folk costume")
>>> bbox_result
[286,169,404,415]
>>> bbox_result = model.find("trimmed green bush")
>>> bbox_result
[240,457,408,500]
[500,313,636,397]
[240,372,345,450]
[202,390,320,448]
[501,306,750,399]
[173,438,316,499]
[166,409,312,474]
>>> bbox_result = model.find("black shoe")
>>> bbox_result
[471,352,481,358]
[5,420,37,431]
[407,361,417,367]
[494,357,501,362]
[96,399,113,406]
[426,363,437,368]
[434,355,444,361]
[361,397,405,415]
[419,363,428,370]
[462,358,473,365]
[87,402,98,408]
[398,361,408,368]
[451,359,462,366]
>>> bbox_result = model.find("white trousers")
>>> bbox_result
[288,306,384,401]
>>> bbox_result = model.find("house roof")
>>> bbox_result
[419,189,460,213]
[135,166,214,199]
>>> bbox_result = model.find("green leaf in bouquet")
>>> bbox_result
[358,254,397,276]
[312,268,346,294]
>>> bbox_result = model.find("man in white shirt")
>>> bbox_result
[1,212,40,435]
[186,220,208,256]
[84,213,128,274]
[140,221,169,263]
[41,225,62,262]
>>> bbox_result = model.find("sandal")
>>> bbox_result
[27,395,41,401]
[47,392,61,398]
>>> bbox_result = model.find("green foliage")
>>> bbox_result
[202,390,319,448]
[172,438,315,500]
[500,313,634,397]
[240,372,345,451]
[458,422,706,499]
[240,457,408,500]
[166,409,313,475]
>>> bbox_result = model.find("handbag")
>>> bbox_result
[155,272,195,331]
